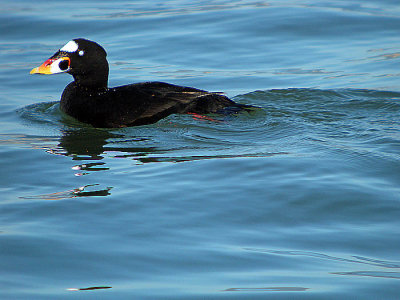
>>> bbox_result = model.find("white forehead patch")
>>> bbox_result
[60,40,78,53]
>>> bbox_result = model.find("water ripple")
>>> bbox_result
[245,248,400,269]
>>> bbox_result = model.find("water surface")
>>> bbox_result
[1,1,400,299]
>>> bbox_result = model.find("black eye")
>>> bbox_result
[59,60,69,71]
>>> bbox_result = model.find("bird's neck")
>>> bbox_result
[73,73,108,91]
[72,60,109,90]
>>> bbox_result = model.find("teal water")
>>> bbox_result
[1,1,400,299]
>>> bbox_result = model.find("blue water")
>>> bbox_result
[1,1,400,299]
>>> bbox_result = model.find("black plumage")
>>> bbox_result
[31,38,251,128]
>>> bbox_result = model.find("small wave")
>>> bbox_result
[76,1,270,19]
[245,248,400,269]
[222,286,309,292]
[17,101,60,123]
[16,101,90,129]
[332,271,400,280]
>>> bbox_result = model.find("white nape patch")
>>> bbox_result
[50,58,69,74]
[60,40,78,53]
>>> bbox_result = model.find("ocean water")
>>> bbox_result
[1,0,400,299]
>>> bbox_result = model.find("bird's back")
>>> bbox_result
[61,81,242,127]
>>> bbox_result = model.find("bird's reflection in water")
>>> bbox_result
[49,127,160,165]
[56,128,124,160]
[20,184,112,200]
[38,127,160,200]
[50,126,277,166]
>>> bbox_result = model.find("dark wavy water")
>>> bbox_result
[1,1,400,299]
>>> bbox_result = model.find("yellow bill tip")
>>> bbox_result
[30,67,40,74]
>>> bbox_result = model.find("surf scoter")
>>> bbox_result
[30,38,251,128]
